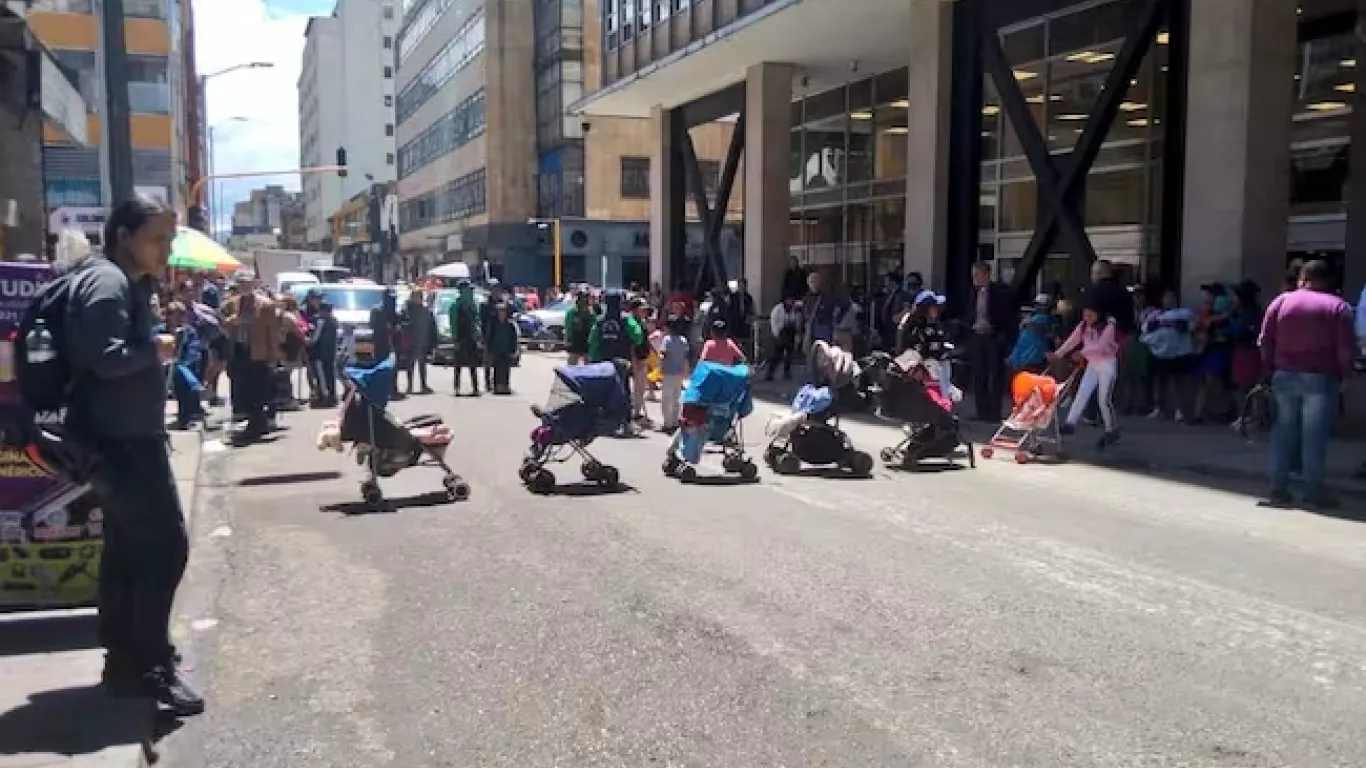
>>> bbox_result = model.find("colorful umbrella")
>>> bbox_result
[168,227,242,273]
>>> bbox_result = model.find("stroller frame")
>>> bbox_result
[980,364,1084,464]
[519,404,622,493]
[865,353,973,470]
[340,379,470,507]
[662,404,757,481]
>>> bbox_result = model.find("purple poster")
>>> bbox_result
[0,262,104,611]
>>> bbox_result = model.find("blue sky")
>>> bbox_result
[194,0,335,235]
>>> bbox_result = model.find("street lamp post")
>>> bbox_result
[529,218,562,288]
[207,117,247,238]
[198,62,273,227]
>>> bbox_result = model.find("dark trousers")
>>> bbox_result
[767,329,796,379]
[405,354,429,391]
[491,354,513,393]
[229,343,270,432]
[969,332,1007,421]
[92,437,188,670]
[311,356,337,402]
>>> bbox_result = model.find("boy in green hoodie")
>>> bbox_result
[448,280,483,395]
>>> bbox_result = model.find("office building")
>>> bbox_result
[575,0,1362,312]
[231,184,298,236]
[298,0,400,249]
[25,0,199,247]
[393,0,740,287]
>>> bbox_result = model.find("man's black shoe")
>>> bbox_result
[145,664,205,717]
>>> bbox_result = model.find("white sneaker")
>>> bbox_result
[1174,410,1185,422]
[1146,408,1162,419]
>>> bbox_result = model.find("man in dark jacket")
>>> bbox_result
[308,300,339,406]
[1088,260,1135,336]
[67,194,203,716]
[967,262,1018,422]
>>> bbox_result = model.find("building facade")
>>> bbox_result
[298,0,400,249]
[26,0,197,248]
[576,0,1363,312]
[231,184,298,236]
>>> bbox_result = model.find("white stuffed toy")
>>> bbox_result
[316,420,344,452]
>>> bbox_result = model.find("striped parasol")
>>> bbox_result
[168,227,243,273]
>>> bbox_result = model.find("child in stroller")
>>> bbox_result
[520,362,630,493]
[329,355,469,506]
[865,349,975,470]
[763,341,876,476]
[661,361,758,482]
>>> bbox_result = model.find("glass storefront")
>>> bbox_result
[979,0,1168,293]
[788,68,909,304]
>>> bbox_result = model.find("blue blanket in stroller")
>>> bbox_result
[345,354,397,409]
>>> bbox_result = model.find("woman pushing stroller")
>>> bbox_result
[1049,303,1121,447]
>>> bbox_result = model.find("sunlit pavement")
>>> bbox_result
[165,351,1366,767]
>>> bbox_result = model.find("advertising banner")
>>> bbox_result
[0,261,104,611]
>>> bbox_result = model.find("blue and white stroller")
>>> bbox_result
[661,361,758,482]
[338,355,468,507]
[520,362,630,493]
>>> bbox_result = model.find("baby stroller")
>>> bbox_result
[520,362,629,493]
[662,361,758,482]
[865,350,974,470]
[763,341,875,477]
[980,359,1083,463]
[338,355,469,506]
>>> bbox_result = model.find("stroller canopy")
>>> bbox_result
[554,362,629,411]
[345,354,398,410]
[682,361,752,417]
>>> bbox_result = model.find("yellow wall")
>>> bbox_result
[43,114,171,148]
[26,12,170,55]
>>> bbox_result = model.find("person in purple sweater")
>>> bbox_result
[1257,260,1356,508]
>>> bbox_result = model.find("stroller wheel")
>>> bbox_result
[599,465,620,487]
[879,447,896,463]
[764,446,783,468]
[980,446,995,460]
[582,460,603,481]
[677,464,698,482]
[1014,450,1030,464]
[445,474,472,501]
[775,453,801,475]
[847,451,874,477]
[529,469,556,494]
[662,454,681,477]
[738,460,759,482]
[721,455,743,474]
[361,480,382,506]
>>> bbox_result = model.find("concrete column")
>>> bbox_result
[1179,0,1297,301]
[743,62,795,314]
[903,0,954,291]
[649,104,679,289]
[1343,4,1366,300]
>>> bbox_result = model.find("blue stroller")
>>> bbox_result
[661,361,758,482]
[340,355,469,506]
[520,362,630,493]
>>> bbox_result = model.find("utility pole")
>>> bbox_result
[100,0,134,203]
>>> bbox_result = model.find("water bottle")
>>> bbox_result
[26,319,55,365]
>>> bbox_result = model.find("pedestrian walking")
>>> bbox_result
[64,194,204,715]
[1051,304,1121,446]
[403,288,436,394]
[1258,259,1356,508]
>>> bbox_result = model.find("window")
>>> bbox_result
[399,168,487,230]
[383,66,393,79]
[384,95,393,107]
[386,153,395,165]
[383,36,393,49]
[126,55,169,114]
[123,0,163,18]
[51,50,98,112]
[382,5,394,19]
[397,0,458,64]
[620,156,650,198]
[397,10,485,123]
[385,123,394,137]
[397,89,486,178]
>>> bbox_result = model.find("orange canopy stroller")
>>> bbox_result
[980,359,1083,463]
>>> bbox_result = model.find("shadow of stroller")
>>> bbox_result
[678,473,761,487]
[320,490,456,516]
[541,481,637,497]
[0,684,182,765]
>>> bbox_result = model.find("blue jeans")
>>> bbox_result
[1269,371,1337,496]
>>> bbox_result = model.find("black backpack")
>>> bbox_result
[597,316,630,361]
[14,266,86,420]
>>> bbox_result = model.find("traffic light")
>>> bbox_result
[336,146,348,178]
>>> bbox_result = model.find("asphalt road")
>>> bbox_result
[167,352,1366,768]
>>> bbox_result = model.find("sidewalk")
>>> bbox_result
[0,429,203,768]
[748,377,1366,501]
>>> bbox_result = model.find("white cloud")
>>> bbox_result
[193,0,323,234]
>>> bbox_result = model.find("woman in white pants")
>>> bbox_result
[1050,305,1121,446]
